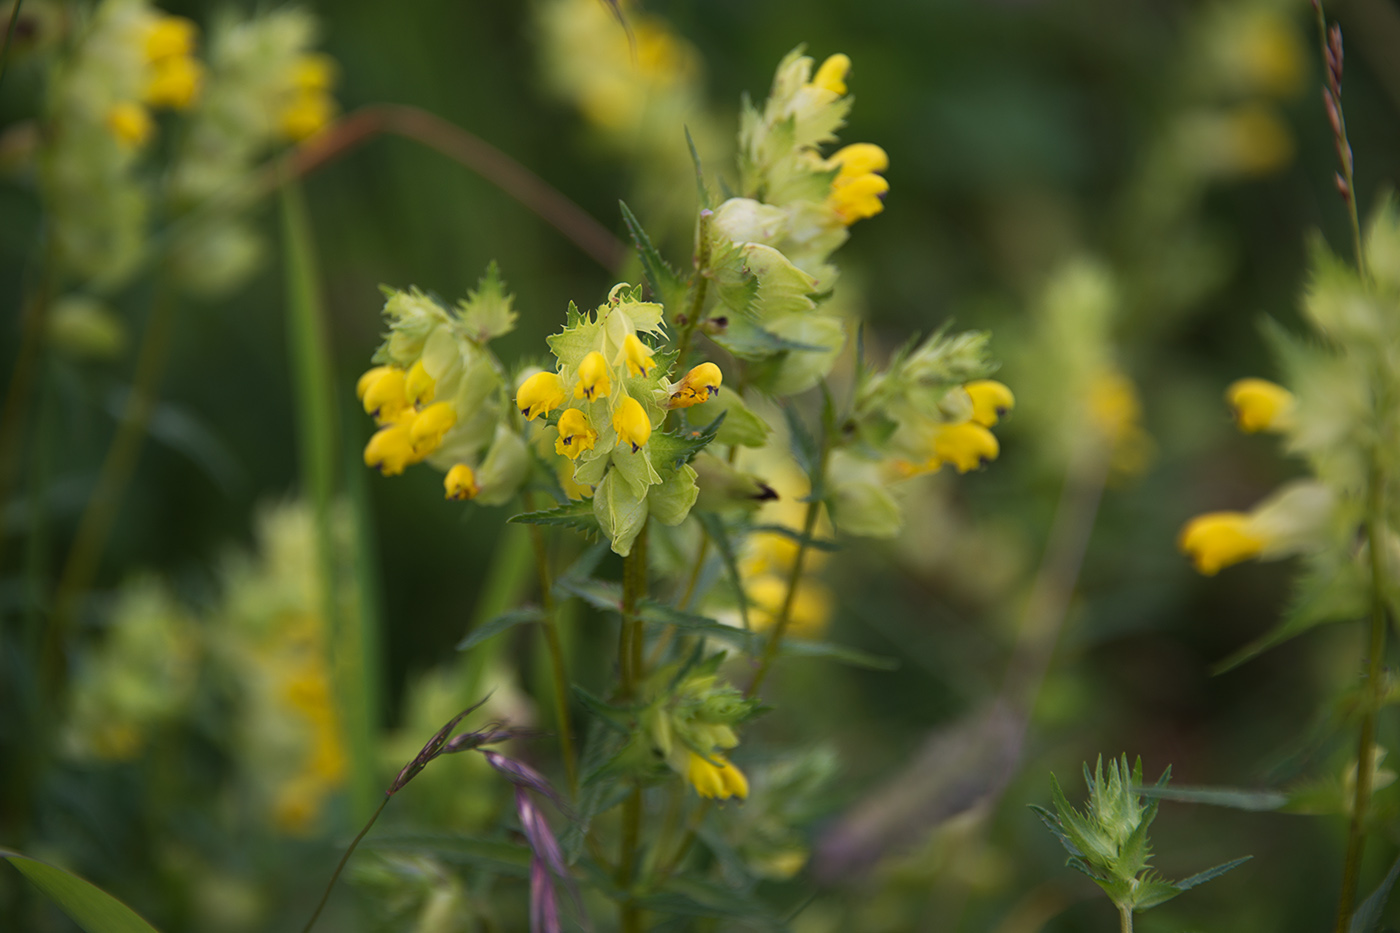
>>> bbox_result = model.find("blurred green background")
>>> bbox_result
[5,0,1400,930]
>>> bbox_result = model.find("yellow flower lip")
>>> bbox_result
[830,143,889,178]
[1178,511,1265,576]
[106,102,154,149]
[616,333,657,378]
[965,380,1015,427]
[932,421,1000,473]
[575,351,612,400]
[554,408,599,460]
[686,751,749,800]
[668,362,723,409]
[613,396,652,452]
[811,53,851,96]
[410,401,457,455]
[445,464,480,501]
[1226,378,1295,433]
[517,371,566,421]
[363,423,417,476]
[405,360,436,406]
[362,367,410,421]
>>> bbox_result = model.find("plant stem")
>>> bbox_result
[1313,0,1366,278]
[301,794,391,933]
[672,210,712,367]
[521,490,578,796]
[43,277,178,700]
[617,524,649,933]
[746,466,824,699]
[1118,904,1134,933]
[1334,454,1389,933]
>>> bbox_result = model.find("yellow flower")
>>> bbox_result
[291,54,337,92]
[575,350,612,400]
[931,421,999,473]
[144,16,197,63]
[685,751,749,801]
[616,333,657,378]
[361,367,410,422]
[410,402,457,454]
[106,102,154,149]
[405,359,436,406]
[145,55,203,110]
[1226,378,1295,433]
[964,380,1015,427]
[613,396,652,452]
[363,423,417,476]
[280,92,335,141]
[555,408,599,459]
[1178,512,1264,576]
[668,362,723,409]
[356,366,393,400]
[811,53,851,96]
[829,142,888,178]
[746,574,832,640]
[445,464,480,501]
[517,371,566,420]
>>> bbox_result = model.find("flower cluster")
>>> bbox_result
[523,284,725,555]
[701,48,890,397]
[166,9,339,294]
[1179,200,1400,622]
[643,660,758,801]
[358,266,529,507]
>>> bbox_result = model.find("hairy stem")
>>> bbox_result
[301,794,391,933]
[521,491,578,796]
[746,434,825,699]
[1334,454,1389,933]
[1119,903,1134,933]
[672,210,712,367]
[617,525,649,933]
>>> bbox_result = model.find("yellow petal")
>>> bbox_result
[1178,511,1264,576]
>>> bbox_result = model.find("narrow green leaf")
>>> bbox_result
[1350,854,1400,933]
[280,179,380,822]
[362,832,531,877]
[555,575,623,612]
[1,849,163,933]
[749,523,840,552]
[647,412,727,472]
[1174,856,1252,892]
[782,403,819,479]
[618,200,686,311]
[510,500,603,541]
[684,126,712,210]
[780,639,897,670]
[456,606,545,651]
[1133,784,1288,811]
[696,512,749,631]
[639,599,758,651]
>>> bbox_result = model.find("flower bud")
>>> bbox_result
[364,424,417,476]
[554,408,599,460]
[1226,378,1295,433]
[516,371,566,420]
[444,464,480,501]
[932,421,999,473]
[668,362,723,408]
[811,53,851,96]
[612,396,652,452]
[616,333,657,378]
[575,351,612,400]
[964,380,1015,427]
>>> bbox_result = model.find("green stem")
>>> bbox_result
[1119,903,1134,933]
[44,277,179,699]
[672,210,712,368]
[0,0,24,90]
[617,525,649,933]
[1334,454,1389,933]
[521,491,578,796]
[746,447,825,698]
[301,793,392,933]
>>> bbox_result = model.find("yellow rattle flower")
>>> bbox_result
[517,371,566,421]
[964,380,1015,427]
[1178,512,1265,576]
[668,362,723,408]
[1226,378,1295,433]
[554,408,599,460]
[575,351,612,400]
[445,464,480,501]
[613,396,652,452]
[685,751,749,801]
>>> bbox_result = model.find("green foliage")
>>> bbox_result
[1034,756,1250,918]
[1,850,163,933]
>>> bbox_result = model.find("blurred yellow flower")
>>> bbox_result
[965,380,1015,427]
[811,53,851,96]
[1227,378,1295,433]
[445,463,480,500]
[106,102,154,148]
[686,751,749,800]
[1178,512,1264,576]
